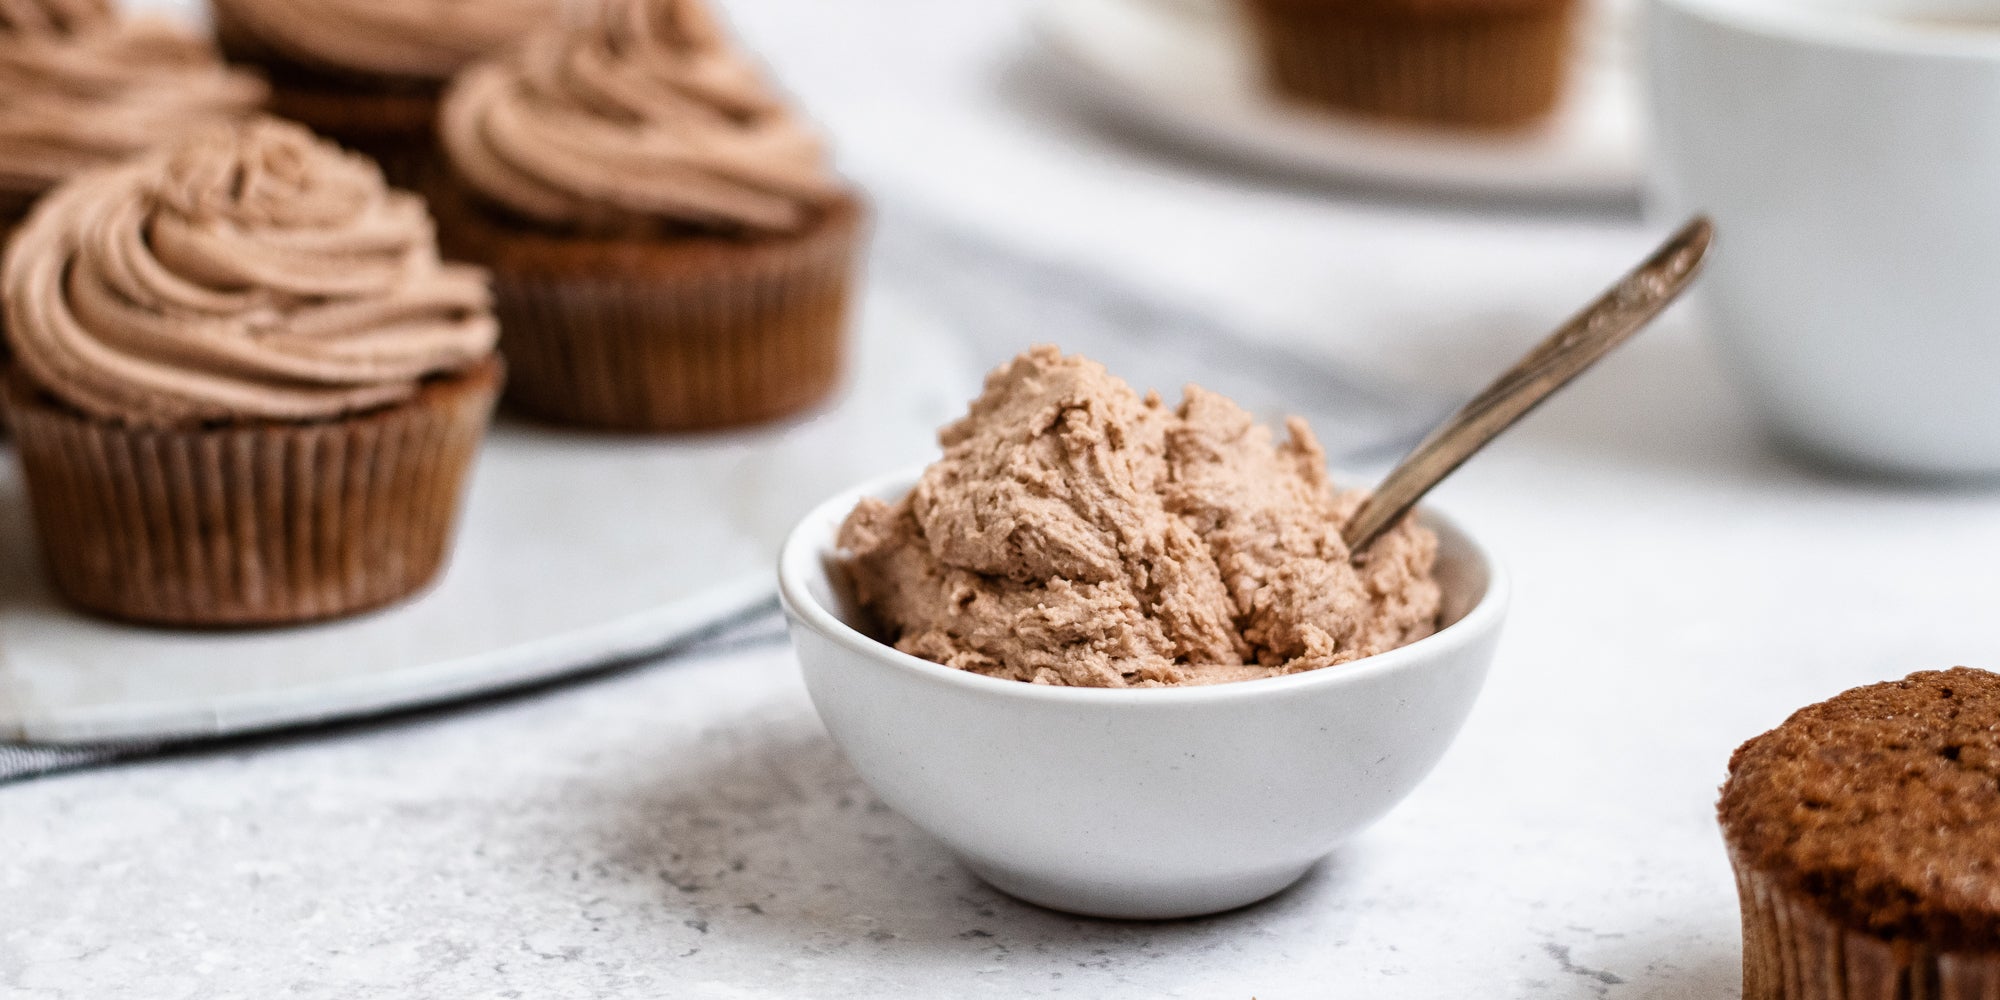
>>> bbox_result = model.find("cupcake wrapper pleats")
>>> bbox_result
[435,183,865,432]
[0,358,501,627]
[1242,0,1576,128]
[1732,849,2000,1000]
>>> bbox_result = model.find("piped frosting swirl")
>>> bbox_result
[439,0,842,235]
[2,118,498,427]
[211,0,564,82]
[0,0,109,37]
[0,15,266,212]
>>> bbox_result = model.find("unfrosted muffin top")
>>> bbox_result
[1721,667,2000,950]
[0,9,265,217]
[838,347,1442,688]
[210,0,564,82]
[438,0,842,237]
[1,118,497,427]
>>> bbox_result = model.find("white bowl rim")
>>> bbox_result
[1652,0,2000,63]
[777,466,1510,707]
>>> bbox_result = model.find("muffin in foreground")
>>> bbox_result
[208,0,561,185]
[0,0,265,239]
[837,347,1441,688]
[1240,0,1577,128]
[0,118,501,627]
[1719,668,2000,1000]
[434,0,863,432]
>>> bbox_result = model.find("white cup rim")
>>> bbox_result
[1653,0,2000,59]
[777,465,1511,707]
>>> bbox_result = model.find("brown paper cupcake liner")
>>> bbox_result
[262,83,440,189]
[1,213,18,427]
[1242,0,1576,128]
[432,181,864,432]
[0,357,502,627]
[1,212,16,349]
[213,5,441,188]
[1730,849,2000,1000]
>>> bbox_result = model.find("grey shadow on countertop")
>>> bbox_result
[562,717,1745,995]
[570,719,1366,976]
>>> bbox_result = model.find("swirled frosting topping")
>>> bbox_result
[2,118,498,426]
[0,0,109,37]
[439,0,842,235]
[0,17,266,210]
[212,0,564,81]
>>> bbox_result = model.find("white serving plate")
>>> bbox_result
[1029,0,1644,202]
[0,3,1454,750]
[0,287,973,744]
[0,198,1445,747]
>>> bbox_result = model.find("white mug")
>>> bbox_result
[1649,0,2000,476]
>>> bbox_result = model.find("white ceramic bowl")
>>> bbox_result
[1650,0,2000,475]
[777,469,1509,919]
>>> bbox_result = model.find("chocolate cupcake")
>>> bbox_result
[0,118,502,627]
[1719,668,2000,1000]
[433,0,863,432]
[1240,0,1577,128]
[0,0,265,239]
[208,0,562,186]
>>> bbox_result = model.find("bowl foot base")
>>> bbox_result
[959,855,1319,920]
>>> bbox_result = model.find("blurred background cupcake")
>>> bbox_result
[1240,0,1579,128]
[432,0,864,432]
[0,118,502,627]
[208,0,567,185]
[0,0,265,247]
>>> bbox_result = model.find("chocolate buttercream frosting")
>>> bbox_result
[2,118,498,427]
[839,347,1443,688]
[439,0,842,235]
[0,0,109,37]
[210,0,562,82]
[0,15,265,213]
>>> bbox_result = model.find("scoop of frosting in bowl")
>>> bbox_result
[438,0,844,236]
[0,117,499,427]
[837,346,1443,688]
[0,12,266,215]
[209,0,565,81]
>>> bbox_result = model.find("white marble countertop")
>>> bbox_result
[10,1,2000,997]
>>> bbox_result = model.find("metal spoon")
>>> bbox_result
[1342,216,1715,554]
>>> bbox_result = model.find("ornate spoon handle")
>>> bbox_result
[1343,216,1715,554]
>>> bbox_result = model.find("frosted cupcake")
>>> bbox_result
[0,0,265,236]
[433,0,863,431]
[0,118,502,626]
[208,0,562,185]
